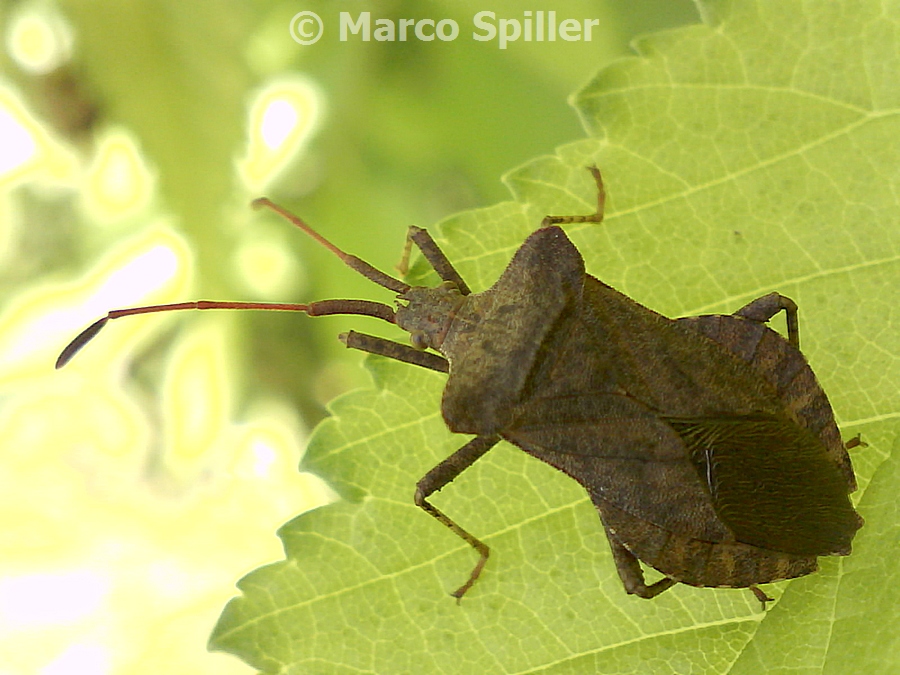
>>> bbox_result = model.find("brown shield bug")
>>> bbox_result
[57,167,863,604]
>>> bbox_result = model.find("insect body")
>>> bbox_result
[398,222,862,601]
[59,168,863,602]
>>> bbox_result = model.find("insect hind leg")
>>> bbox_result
[605,527,676,599]
[734,292,800,348]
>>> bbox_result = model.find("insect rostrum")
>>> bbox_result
[59,167,863,603]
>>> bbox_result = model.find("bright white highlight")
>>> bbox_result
[95,245,180,311]
[252,439,277,478]
[0,105,37,177]
[0,243,180,370]
[0,570,107,629]
[260,98,299,151]
[41,642,110,675]
[6,7,73,74]
[238,77,323,191]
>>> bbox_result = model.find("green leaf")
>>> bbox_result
[210,0,900,672]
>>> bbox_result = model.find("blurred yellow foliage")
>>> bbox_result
[0,63,332,675]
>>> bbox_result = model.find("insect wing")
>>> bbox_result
[504,392,732,543]
[667,414,863,557]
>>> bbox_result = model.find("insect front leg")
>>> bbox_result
[734,292,800,348]
[415,434,500,600]
[340,330,448,372]
[604,526,676,599]
[541,165,606,228]
[397,226,471,295]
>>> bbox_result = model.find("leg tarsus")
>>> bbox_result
[541,165,606,228]
[397,231,415,277]
[734,292,800,348]
[750,585,773,610]
[606,528,676,599]
[416,435,500,600]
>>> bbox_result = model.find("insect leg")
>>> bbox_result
[749,585,773,609]
[340,330,449,372]
[734,292,800,348]
[397,226,471,295]
[541,165,606,227]
[605,526,676,599]
[415,434,500,600]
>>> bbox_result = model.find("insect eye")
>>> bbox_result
[410,331,429,351]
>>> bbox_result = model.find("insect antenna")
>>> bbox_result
[252,198,410,294]
[57,199,408,369]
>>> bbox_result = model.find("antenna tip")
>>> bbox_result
[251,197,273,210]
[55,317,108,369]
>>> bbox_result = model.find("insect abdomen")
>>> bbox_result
[598,499,819,589]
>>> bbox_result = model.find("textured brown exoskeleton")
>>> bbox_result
[57,167,863,604]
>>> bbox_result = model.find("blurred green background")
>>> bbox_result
[0,1,698,673]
